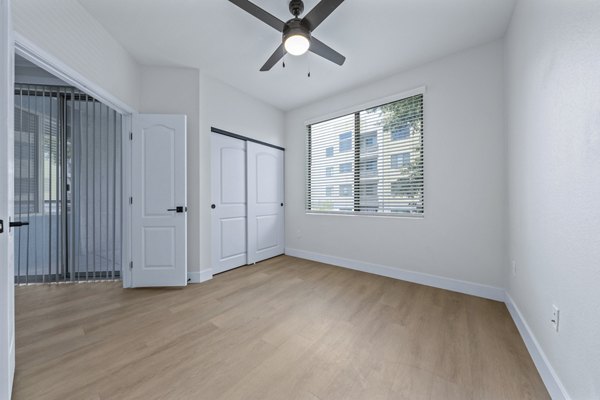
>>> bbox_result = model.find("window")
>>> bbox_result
[391,124,410,141]
[339,131,352,152]
[14,107,41,214]
[339,184,352,197]
[363,182,378,196]
[326,186,334,197]
[361,132,378,152]
[339,162,352,174]
[360,158,378,175]
[391,152,410,169]
[306,93,424,215]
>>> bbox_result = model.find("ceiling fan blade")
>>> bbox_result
[260,44,287,71]
[228,0,286,32]
[309,37,345,66]
[302,0,345,31]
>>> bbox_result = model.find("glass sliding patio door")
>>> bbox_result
[13,84,123,284]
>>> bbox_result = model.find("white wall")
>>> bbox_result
[138,66,201,275]
[505,0,600,398]
[12,0,140,109]
[198,74,285,275]
[285,40,506,289]
[9,0,286,278]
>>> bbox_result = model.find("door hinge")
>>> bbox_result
[129,132,133,141]
[129,261,133,269]
[129,197,133,205]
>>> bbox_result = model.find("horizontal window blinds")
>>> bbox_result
[306,94,424,216]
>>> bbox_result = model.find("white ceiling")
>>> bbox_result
[78,0,515,111]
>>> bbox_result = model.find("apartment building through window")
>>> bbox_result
[306,93,424,215]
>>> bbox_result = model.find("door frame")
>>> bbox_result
[12,34,137,287]
[14,33,135,115]
[1,0,15,396]
[210,127,285,152]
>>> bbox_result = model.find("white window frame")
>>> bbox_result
[305,87,426,218]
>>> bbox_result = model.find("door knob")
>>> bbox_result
[167,206,185,213]
[211,204,216,209]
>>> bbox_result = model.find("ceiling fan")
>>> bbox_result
[229,0,346,71]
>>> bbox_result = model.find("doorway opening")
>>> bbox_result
[13,56,123,284]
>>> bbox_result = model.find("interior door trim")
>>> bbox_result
[211,127,285,152]
[14,33,136,115]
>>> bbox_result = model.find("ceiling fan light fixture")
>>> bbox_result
[284,34,310,56]
[282,18,311,56]
[228,0,346,71]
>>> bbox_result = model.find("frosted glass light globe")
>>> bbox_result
[284,34,310,56]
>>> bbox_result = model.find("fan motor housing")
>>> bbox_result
[283,18,311,44]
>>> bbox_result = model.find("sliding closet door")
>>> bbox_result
[210,133,247,274]
[246,142,284,264]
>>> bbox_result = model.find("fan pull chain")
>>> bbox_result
[307,52,311,78]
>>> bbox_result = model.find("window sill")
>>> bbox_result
[305,211,424,219]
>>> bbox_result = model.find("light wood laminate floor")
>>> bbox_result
[13,256,549,400]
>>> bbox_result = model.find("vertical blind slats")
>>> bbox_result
[13,84,123,284]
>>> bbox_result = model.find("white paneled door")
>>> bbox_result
[131,114,187,287]
[0,0,15,397]
[211,133,248,274]
[247,141,284,264]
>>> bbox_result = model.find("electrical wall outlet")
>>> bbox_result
[551,305,560,332]
[512,260,517,276]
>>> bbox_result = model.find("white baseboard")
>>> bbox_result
[187,269,213,284]
[189,250,567,398]
[285,248,569,398]
[187,271,201,284]
[284,247,505,302]
[200,269,213,283]
[505,293,570,400]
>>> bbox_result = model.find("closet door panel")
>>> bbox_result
[211,133,247,274]
[247,142,284,264]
